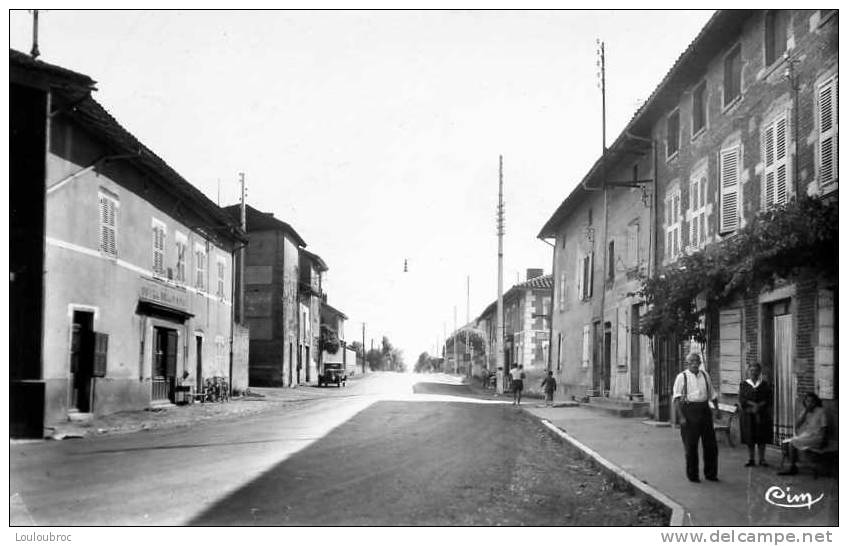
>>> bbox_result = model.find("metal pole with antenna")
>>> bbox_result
[239,173,246,325]
[597,39,609,398]
[496,155,505,393]
[30,10,40,59]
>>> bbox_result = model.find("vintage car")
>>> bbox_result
[317,362,347,387]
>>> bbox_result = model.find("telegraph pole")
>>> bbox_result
[496,155,505,393]
[453,306,458,374]
[466,275,470,378]
[238,173,246,325]
[361,322,366,374]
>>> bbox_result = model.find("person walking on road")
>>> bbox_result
[672,352,719,483]
[509,364,525,405]
[541,371,557,407]
[480,367,490,390]
[738,362,772,467]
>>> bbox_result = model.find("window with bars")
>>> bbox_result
[664,189,681,260]
[152,220,166,276]
[720,145,741,233]
[762,112,791,209]
[818,75,838,188]
[175,235,187,284]
[689,172,708,249]
[195,245,207,291]
[692,81,707,136]
[666,109,680,158]
[723,45,742,107]
[98,193,118,257]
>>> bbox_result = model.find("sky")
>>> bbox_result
[9,9,714,363]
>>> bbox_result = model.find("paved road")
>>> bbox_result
[10,373,665,526]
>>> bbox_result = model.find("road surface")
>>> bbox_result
[10,372,666,526]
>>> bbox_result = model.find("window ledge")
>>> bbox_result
[722,95,742,114]
[760,55,789,81]
[691,126,706,142]
[666,150,679,163]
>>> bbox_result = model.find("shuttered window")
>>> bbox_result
[626,223,639,267]
[98,193,118,257]
[719,146,741,233]
[818,75,838,188]
[718,308,742,394]
[175,234,187,284]
[195,244,207,291]
[581,325,591,368]
[723,45,742,107]
[689,173,708,249]
[666,109,680,158]
[558,271,566,311]
[576,252,594,301]
[152,220,166,275]
[765,11,789,67]
[664,188,681,259]
[216,258,226,298]
[762,112,791,208]
[692,81,707,135]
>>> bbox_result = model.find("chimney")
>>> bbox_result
[526,268,543,280]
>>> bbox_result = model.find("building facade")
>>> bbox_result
[539,10,838,432]
[476,270,552,395]
[11,50,244,434]
[225,204,306,388]
[298,248,327,384]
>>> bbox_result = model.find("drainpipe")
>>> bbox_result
[540,237,556,372]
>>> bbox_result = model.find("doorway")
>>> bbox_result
[70,311,94,412]
[152,327,177,402]
[195,335,203,392]
[592,321,602,395]
[630,305,641,395]
[603,322,612,395]
[655,335,679,421]
[766,300,794,444]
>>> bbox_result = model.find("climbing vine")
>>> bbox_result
[635,196,837,341]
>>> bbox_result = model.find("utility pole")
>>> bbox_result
[597,39,609,398]
[361,322,366,373]
[30,10,40,59]
[453,306,458,374]
[496,155,505,393]
[466,275,470,378]
[238,173,246,325]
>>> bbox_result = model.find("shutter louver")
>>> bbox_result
[819,77,838,186]
[720,146,740,233]
[93,332,108,378]
[775,116,788,205]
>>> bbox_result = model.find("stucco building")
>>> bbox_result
[11,50,245,436]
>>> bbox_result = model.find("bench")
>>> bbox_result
[800,440,839,479]
[713,403,738,447]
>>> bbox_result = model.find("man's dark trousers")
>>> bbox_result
[679,401,718,480]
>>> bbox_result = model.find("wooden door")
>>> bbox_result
[773,312,794,444]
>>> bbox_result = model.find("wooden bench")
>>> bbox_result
[713,402,738,447]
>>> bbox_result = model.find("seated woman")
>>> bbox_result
[777,392,827,476]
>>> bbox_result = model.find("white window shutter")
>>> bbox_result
[587,252,594,298]
[720,146,740,233]
[819,76,838,186]
[582,325,591,368]
[575,254,583,302]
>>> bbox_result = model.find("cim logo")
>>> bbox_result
[765,486,824,509]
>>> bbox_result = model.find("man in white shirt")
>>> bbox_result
[509,364,525,405]
[672,352,719,483]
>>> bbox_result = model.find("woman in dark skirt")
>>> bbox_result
[738,362,773,467]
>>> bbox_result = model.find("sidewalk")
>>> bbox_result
[23,384,344,442]
[522,404,838,526]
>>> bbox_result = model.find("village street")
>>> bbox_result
[10,372,665,526]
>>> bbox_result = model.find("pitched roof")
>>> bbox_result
[68,97,245,242]
[10,49,244,244]
[538,10,756,239]
[10,48,96,91]
[476,273,553,323]
[222,204,307,247]
[299,247,328,272]
[321,301,348,321]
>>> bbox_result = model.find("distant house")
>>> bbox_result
[476,270,552,394]
[224,204,306,387]
[298,248,327,384]
[10,50,245,436]
[320,301,356,376]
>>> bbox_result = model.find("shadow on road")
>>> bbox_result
[411,382,473,396]
[188,400,668,526]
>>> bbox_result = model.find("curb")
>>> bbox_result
[538,418,686,527]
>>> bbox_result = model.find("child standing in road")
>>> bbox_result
[541,371,557,407]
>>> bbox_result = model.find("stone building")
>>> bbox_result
[538,10,838,432]
[225,204,306,387]
[298,248,327,384]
